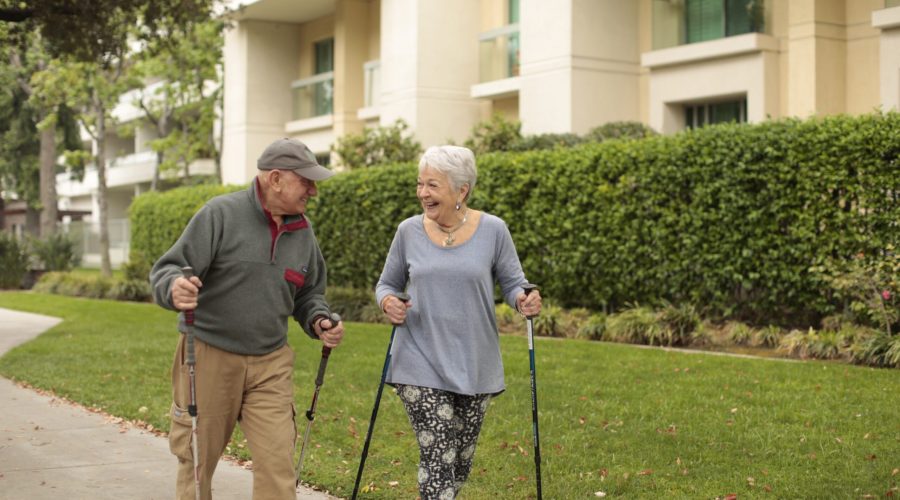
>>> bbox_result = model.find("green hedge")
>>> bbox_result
[130,113,900,325]
[128,183,245,267]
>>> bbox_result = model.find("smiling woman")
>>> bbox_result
[373,144,543,499]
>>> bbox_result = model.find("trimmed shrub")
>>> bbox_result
[0,232,28,289]
[129,184,245,268]
[30,232,80,271]
[131,113,900,328]
[586,121,657,142]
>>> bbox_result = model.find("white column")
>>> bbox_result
[873,7,900,111]
[379,0,482,147]
[519,0,642,135]
[222,20,302,185]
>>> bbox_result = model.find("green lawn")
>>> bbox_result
[0,292,898,498]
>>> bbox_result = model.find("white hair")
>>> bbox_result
[418,145,477,200]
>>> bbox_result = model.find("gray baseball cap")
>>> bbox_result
[257,138,335,181]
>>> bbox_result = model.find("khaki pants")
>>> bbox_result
[169,335,297,500]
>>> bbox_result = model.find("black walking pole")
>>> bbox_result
[180,266,202,500]
[295,312,342,487]
[352,292,410,499]
[523,283,543,500]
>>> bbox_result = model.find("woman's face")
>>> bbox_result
[417,166,462,224]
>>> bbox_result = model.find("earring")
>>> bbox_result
[455,201,461,211]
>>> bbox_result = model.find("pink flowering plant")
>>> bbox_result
[815,244,899,338]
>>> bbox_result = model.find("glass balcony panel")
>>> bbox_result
[652,0,771,50]
[291,72,333,121]
[478,24,520,83]
[364,60,381,108]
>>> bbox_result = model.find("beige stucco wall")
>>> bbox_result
[520,0,642,135]
[222,20,302,185]
[874,6,900,111]
[379,0,483,147]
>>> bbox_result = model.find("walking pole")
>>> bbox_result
[180,266,202,500]
[352,292,410,499]
[523,283,543,500]
[295,312,342,487]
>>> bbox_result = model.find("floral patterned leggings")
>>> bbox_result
[395,384,492,500]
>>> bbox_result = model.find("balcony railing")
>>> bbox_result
[478,23,520,83]
[363,60,381,108]
[291,72,334,121]
[652,0,771,51]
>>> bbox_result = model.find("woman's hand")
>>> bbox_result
[382,294,412,325]
[515,289,542,317]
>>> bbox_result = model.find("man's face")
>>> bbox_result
[273,170,317,215]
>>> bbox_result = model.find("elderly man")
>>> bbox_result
[150,137,345,499]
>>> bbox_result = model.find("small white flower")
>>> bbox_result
[437,403,454,420]
[402,386,421,402]
[418,430,435,447]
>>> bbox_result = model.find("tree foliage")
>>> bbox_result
[132,16,225,188]
[332,119,422,169]
[0,0,219,62]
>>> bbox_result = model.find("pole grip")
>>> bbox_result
[315,313,341,385]
[390,292,411,326]
[181,267,196,366]
[522,284,539,320]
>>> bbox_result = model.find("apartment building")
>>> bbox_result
[220,0,900,184]
[53,84,217,267]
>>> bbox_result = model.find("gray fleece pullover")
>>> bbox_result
[375,212,528,395]
[150,181,331,355]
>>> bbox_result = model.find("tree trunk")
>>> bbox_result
[39,119,58,237]
[94,98,112,278]
[151,110,168,191]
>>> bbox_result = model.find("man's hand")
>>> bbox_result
[315,317,345,348]
[172,275,203,310]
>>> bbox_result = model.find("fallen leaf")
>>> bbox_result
[638,469,653,476]
[747,476,755,487]
[892,468,899,477]
[513,475,527,482]
[676,457,682,466]
[835,437,843,444]
[808,453,817,460]
[730,408,738,414]
[388,481,399,487]
[579,417,586,425]
[764,485,772,492]
[866,454,877,461]
[599,468,608,478]
[594,492,607,497]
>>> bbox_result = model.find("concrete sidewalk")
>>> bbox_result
[0,307,335,500]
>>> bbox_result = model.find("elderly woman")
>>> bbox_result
[375,145,542,499]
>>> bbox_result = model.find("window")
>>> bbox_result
[508,0,520,77]
[685,0,765,44]
[315,153,331,167]
[314,38,334,116]
[685,98,747,129]
[478,0,520,82]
